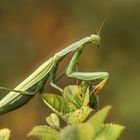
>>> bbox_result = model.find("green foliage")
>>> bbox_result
[94,124,125,140]
[41,81,95,124]
[0,129,10,140]
[0,106,124,140]
[28,125,60,140]
[28,106,125,140]
[87,105,112,133]
[46,113,60,130]
[61,123,94,140]
[0,82,125,140]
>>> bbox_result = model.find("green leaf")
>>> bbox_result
[0,129,10,140]
[66,85,93,124]
[63,85,85,109]
[46,113,60,130]
[41,93,69,116]
[61,123,95,140]
[28,125,60,140]
[42,83,95,124]
[94,123,125,140]
[68,106,93,124]
[87,105,112,133]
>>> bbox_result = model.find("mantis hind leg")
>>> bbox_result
[0,75,49,96]
[0,87,35,95]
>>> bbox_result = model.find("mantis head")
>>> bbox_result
[90,34,101,48]
[90,13,109,48]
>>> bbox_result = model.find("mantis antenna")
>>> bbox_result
[97,12,110,35]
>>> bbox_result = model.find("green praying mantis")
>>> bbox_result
[0,33,109,115]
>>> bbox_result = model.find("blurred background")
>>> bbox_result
[0,0,140,139]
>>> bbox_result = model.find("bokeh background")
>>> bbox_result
[0,0,140,139]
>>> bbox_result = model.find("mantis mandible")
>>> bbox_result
[0,34,109,114]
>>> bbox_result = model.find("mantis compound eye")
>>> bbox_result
[90,34,101,48]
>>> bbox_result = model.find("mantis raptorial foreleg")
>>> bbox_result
[66,46,109,94]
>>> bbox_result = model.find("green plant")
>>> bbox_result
[28,106,124,140]
[0,129,10,140]
[0,82,125,140]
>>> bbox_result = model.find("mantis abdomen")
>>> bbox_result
[0,58,54,114]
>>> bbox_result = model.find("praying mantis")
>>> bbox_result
[0,34,109,115]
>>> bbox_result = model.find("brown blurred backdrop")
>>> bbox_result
[0,0,140,139]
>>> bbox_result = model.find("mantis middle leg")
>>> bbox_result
[49,56,66,93]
